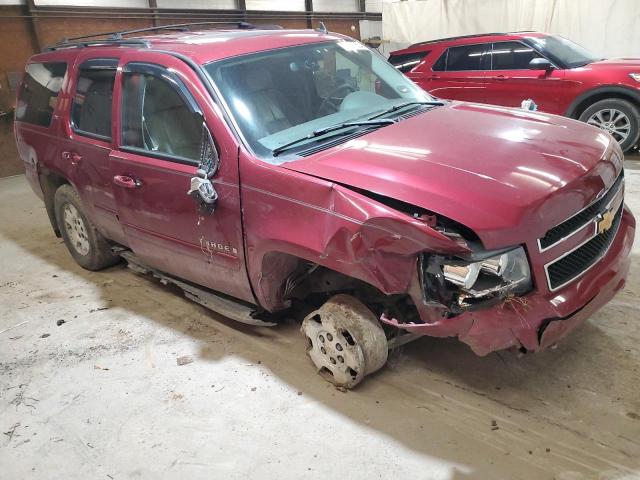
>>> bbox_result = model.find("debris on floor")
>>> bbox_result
[176,355,194,366]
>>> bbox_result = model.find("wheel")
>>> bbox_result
[54,184,119,271]
[301,294,388,388]
[579,99,640,152]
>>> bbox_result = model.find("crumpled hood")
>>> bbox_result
[283,102,622,249]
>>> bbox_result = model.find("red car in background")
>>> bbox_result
[390,32,640,152]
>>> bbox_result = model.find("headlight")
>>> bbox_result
[442,247,531,297]
[629,73,640,83]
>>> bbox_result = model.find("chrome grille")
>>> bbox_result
[545,204,623,291]
[538,171,624,251]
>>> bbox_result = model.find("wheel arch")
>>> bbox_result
[39,168,71,237]
[565,85,640,119]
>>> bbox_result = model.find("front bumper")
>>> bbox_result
[380,207,635,356]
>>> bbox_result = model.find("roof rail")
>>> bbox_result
[409,32,510,48]
[45,39,152,52]
[45,21,282,51]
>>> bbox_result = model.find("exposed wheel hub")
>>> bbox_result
[63,203,90,256]
[301,295,388,388]
[303,315,366,387]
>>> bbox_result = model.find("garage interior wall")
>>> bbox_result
[0,0,381,177]
[383,0,640,58]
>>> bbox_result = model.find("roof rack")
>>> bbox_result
[408,31,534,48]
[45,21,282,51]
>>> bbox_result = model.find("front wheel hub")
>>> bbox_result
[301,295,388,388]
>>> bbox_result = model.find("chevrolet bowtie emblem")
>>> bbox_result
[597,209,615,235]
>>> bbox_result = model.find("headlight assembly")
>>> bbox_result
[629,73,640,83]
[442,247,531,299]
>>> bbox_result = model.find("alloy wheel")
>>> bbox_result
[586,108,631,143]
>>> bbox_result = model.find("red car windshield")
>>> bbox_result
[526,35,600,68]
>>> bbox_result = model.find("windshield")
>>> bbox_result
[526,35,599,68]
[204,40,434,161]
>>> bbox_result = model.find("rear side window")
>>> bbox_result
[71,59,117,140]
[445,44,490,71]
[388,51,429,73]
[491,41,544,70]
[121,72,202,162]
[16,62,67,127]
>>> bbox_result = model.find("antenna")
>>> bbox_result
[316,22,327,34]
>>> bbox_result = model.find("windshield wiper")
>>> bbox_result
[368,100,445,120]
[272,119,396,157]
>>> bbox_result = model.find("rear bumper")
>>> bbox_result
[381,207,635,356]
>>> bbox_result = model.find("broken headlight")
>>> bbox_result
[442,247,531,302]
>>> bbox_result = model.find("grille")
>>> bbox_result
[546,204,622,291]
[539,172,624,250]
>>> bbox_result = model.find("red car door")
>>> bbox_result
[109,51,255,303]
[62,52,125,245]
[415,43,490,103]
[484,41,568,114]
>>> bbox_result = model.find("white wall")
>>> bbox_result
[383,0,640,58]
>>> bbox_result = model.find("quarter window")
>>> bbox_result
[431,50,447,71]
[491,42,543,70]
[71,60,117,139]
[15,62,67,127]
[446,44,490,71]
[121,72,202,162]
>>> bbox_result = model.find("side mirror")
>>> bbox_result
[529,58,553,71]
[188,123,220,214]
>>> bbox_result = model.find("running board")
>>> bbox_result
[119,250,276,327]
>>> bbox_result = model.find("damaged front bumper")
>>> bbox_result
[380,208,635,356]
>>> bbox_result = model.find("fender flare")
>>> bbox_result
[564,85,640,118]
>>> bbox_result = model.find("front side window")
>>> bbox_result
[71,60,117,139]
[121,71,202,162]
[205,40,433,160]
[16,62,67,127]
[490,42,543,70]
[445,44,490,71]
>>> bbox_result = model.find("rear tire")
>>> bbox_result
[54,184,120,271]
[579,98,640,152]
[301,294,388,389]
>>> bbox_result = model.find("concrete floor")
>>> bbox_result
[1,165,639,480]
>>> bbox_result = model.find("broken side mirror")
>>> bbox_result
[188,122,220,214]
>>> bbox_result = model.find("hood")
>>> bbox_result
[587,58,640,70]
[283,102,622,249]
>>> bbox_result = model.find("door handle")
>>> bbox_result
[430,74,441,80]
[113,175,142,189]
[492,75,509,81]
[62,151,82,165]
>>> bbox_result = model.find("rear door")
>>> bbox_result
[63,54,125,244]
[484,41,567,114]
[419,43,490,103]
[109,51,255,303]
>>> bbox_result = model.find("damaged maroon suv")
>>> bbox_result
[15,25,635,388]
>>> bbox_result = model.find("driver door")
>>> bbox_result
[109,53,255,303]
[483,41,568,114]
